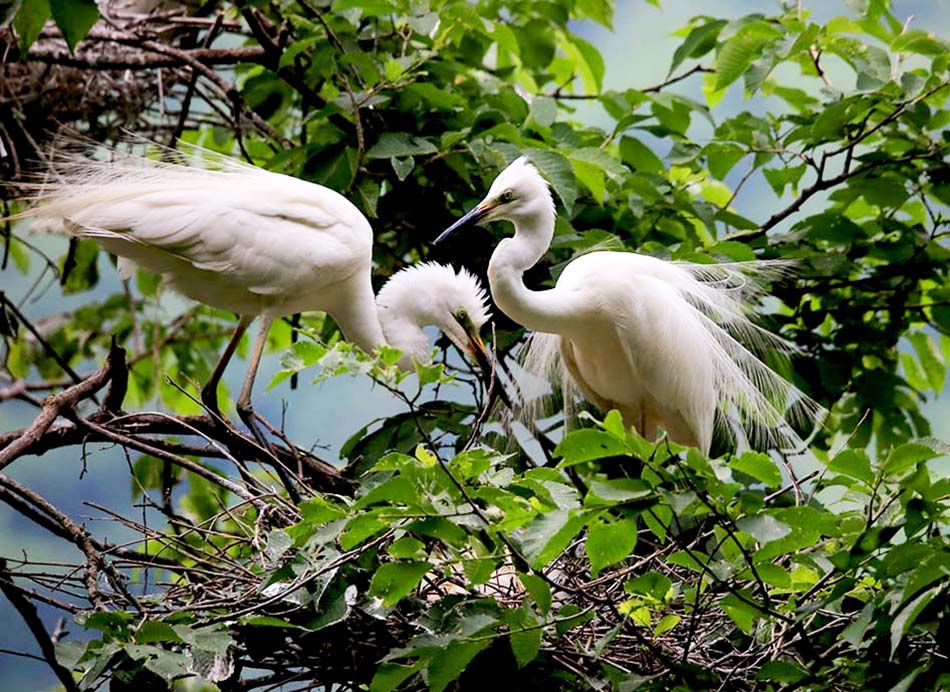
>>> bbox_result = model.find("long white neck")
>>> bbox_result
[333,272,387,354]
[488,207,575,334]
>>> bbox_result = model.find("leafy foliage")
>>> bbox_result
[1,0,949,691]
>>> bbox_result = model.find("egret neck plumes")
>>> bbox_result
[436,156,822,454]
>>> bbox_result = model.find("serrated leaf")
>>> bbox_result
[371,662,423,692]
[519,572,552,614]
[756,660,809,683]
[883,443,939,477]
[715,22,782,91]
[523,149,577,214]
[515,509,588,569]
[670,19,728,76]
[620,136,664,174]
[509,626,541,668]
[828,449,874,484]
[654,613,680,636]
[729,451,782,488]
[586,516,638,577]
[736,514,791,545]
[49,0,98,52]
[556,429,629,466]
[719,592,761,634]
[13,0,50,52]
[369,561,432,606]
[367,133,437,159]
[427,639,490,692]
[890,587,940,657]
[135,621,183,644]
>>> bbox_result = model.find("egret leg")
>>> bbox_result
[201,314,255,416]
[235,315,274,438]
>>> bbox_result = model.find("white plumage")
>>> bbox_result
[18,144,490,432]
[436,157,822,454]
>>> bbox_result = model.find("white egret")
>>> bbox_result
[17,147,491,435]
[435,157,822,454]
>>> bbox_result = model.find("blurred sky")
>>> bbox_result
[3,1,949,688]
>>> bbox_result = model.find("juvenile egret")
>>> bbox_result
[435,157,821,453]
[18,147,491,433]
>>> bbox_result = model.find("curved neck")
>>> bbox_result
[488,213,573,334]
[333,274,387,354]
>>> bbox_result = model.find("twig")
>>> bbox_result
[0,559,80,692]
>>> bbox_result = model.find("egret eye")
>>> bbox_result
[456,308,468,321]
[501,190,515,203]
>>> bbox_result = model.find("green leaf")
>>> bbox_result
[265,529,294,563]
[135,621,183,645]
[514,19,556,68]
[575,0,613,29]
[757,660,809,684]
[586,516,638,577]
[528,96,557,127]
[908,332,945,394]
[719,592,761,634]
[891,29,950,56]
[715,21,782,91]
[828,449,874,484]
[371,662,423,692]
[172,624,233,654]
[524,148,577,214]
[13,0,50,52]
[670,19,728,75]
[620,136,664,174]
[392,156,415,181]
[736,514,791,545]
[509,626,542,668]
[883,443,939,477]
[564,34,605,93]
[654,613,680,636]
[556,429,629,466]
[49,0,99,52]
[388,536,426,559]
[366,133,438,159]
[427,639,490,692]
[515,509,589,569]
[890,587,940,657]
[369,561,432,607]
[624,571,672,600]
[762,164,807,196]
[729,451,782,488]
[571,159,605,202]
[144,651,190,681]
[519,572,552,614]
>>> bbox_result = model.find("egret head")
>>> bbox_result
[434,156,555,244]
[376,263,491,370]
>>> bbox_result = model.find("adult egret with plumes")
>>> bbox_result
[435,157,822,454]
[17,146,491,437]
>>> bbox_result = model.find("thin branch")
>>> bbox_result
[0,560,80,692]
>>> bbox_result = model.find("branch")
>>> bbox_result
[742,150,941,240]
[0,559,80,692]
[0,340,123,471]
[17,42,267,70]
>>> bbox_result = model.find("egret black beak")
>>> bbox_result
[460,320,512,410]
[433,202,494,245]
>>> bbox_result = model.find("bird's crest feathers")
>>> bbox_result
[376,262,490,329]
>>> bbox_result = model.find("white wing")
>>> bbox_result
[24,146,373,300]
